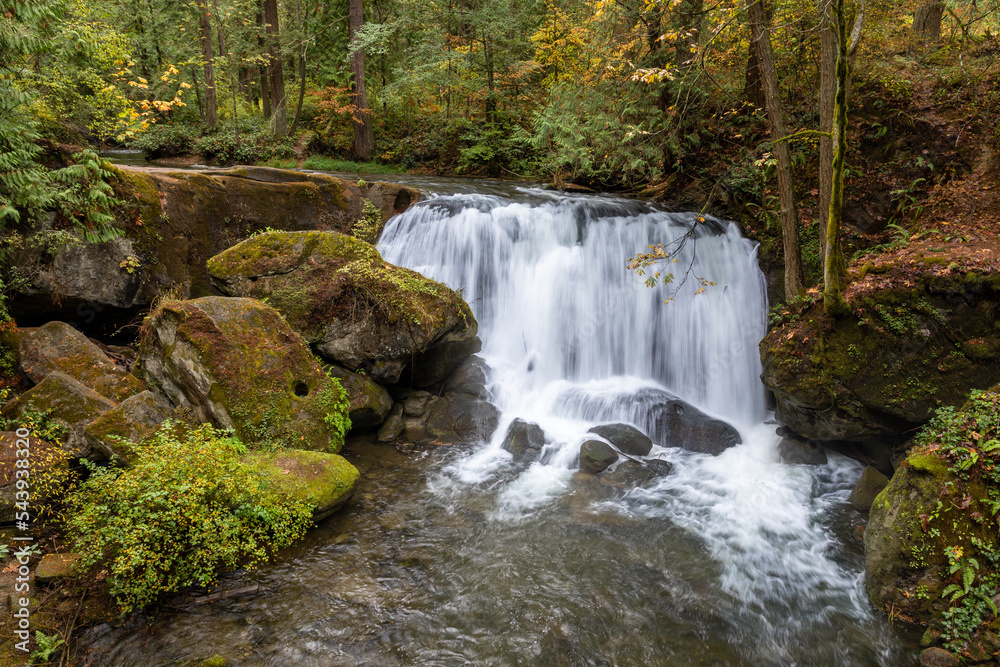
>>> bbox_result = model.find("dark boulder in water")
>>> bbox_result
[502,419,546,465]
[587,423,652,456]
[579,439,618,473]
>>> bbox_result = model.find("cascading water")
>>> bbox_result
[79,181,915,666]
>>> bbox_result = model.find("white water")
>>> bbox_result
[379,191,904,663]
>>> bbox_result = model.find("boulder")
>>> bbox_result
[12,167,419,320]
[206,231,479,385]
[323,365,392,432]
[403,390,435,417]
[587,423,652,456]
[652,401,741,455]
[34,553,82,584]
[645,458,674,476]
[760,267,1000,461]
[376,405,405,443]
[2,372,116,459]
[138,297,351,453]
[919,648,959,667]
[579,440,618,474]
[0,432,66,523]
[444,354,490,399]
[848,466,889,511]
[600,460,649,487]
[777,437,828,466]
[83,391,181,463]
[425,393,499,444]
[250,450,359,522]
[501,419,546,465]
[18,321,144,402]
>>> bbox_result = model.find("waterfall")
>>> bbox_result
[379,193,769,431]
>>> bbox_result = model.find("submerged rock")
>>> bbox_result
[248,450,360,521]
[587,423,652,456]
[2,371,116,459]
[19,321,144,403]
[651,400,741,455]
[138,297,351,452]
[206,231,479,385]
[579,440,618,473]
[501,419,546,465]
[376,404,405,442]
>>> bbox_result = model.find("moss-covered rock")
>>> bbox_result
[761,269,1000,464]
[849,466,890,511]
[83,391,185,463]
[249,450,359,521]
[19,321,145,402]
[579,440,618,473]
[323,364,392,432]
[138,297,351,452]
[206,230,480,385]
[34,553,82,584]
[2,371,116,459]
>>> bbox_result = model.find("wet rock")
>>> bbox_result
[83,391,182,463]
[600,460,648,487]
[849,466,889,511]
[249,450,360,521]
[777,436,828,466]
[138,297,351,453]
[324,364,393,432]
[444,355,490,399]
[403,390,435,417]
[919,647,959,667]
[425,393,499,444]
[0,432,66,522]
[206,231,478,385]
[377,404,405,443]
[920,626,941,648]
[2,372,116,459]
[501,419,546,465]
[587,423,652,456]
[579,440,618,474]
[652,400,741,456]
[35,553,82,584]
[19,321,144,402]
[645,458,674,476]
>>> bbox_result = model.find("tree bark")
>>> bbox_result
[289,44,307,137]
[818,0,835,272]
[748,0,803,297]
[823,0,852,316]
[744,42,764,108]
[349,0,374,160]
[912,1,944,51]
[263,0,286,137]
[256,3,271,120]
[197,0,218,128]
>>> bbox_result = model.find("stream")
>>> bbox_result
[80,166,919,665]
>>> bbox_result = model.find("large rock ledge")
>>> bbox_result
[11,166,420,320]
[761,267,1000,468]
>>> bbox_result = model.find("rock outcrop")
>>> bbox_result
[138,297,351,452]
[12,166,419,320]
[206,230,479,385]
[587,423,653,456]
[761,267,1000,467]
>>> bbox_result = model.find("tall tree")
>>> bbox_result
[197,0,218,127]
[349,0,374,160]
[748,0,803,297]
[263,0,286,136]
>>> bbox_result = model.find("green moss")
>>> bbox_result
[249,450,359,515]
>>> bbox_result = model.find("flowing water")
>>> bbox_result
[79,177,918,665]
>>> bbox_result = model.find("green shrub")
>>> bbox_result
[351,200,382,243]
[64,422,313,612]
[194,118,295,165]
[129,122,201,159]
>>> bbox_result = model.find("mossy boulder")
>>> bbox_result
[0,432,66,523]
[761,269,1000,465]
[250,450,359,521]
[34,553,82,584]
[19,321,145,402]
[83,391,185,463]
[579,440,618,474]
[323,364,393,432]
[206,230,480,385]
[2,371,116,459]
[138,297,351,452]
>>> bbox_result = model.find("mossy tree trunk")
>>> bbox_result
[818,0,835,273]
[748,0,804,298]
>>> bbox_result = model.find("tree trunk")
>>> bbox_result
[212,0,227,57]
[197,0,218,128]
[349,0,374,160]
[673,0,703,69]
[263,0,286,137]
[748,0,803,297]
[191,67,204,122]
[912,1,944,51]
[256,3,271,119]
[289,45,307,137]
[823,0,852,316]
[744,42,764,108]
[818,0,835,272]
